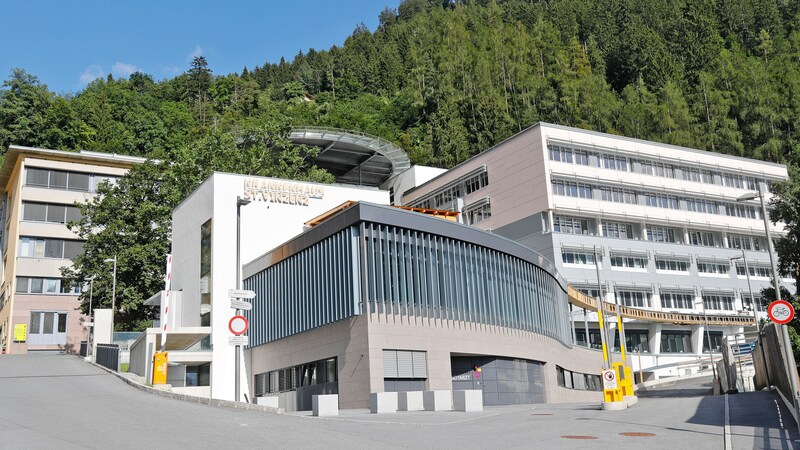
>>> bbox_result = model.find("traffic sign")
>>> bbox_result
[768,300,795,325]
[602,369,617,390]
[229,289,256,299]
[230,299,252,311]
[228,315,249,335]
[229,335,249,346]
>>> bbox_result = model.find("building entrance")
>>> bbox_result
[451,356,545,406]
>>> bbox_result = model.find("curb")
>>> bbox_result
[80,355,282,415]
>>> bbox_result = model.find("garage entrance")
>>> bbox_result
[451,356,545,406]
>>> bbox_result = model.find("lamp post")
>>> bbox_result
[696,298,717,380]
[235,196,251,402]
[87,276,95,360]
[730,250,758,330]
[104,256,117,338]
[737,183,798,407]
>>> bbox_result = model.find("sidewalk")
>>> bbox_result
[727,390,800,449]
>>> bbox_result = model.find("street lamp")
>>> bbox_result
[104,256,117,337]
[695,298,717,380]
[86,276,95,360]
[235,196,251,402]
[730,250,758,330]
[737,183,798,402]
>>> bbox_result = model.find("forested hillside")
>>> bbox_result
[2,0,799,167]
[4,0,800,331]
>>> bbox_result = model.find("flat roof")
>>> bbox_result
[404,122,787,197]
[0,145,146,189]
[290,127,411,187]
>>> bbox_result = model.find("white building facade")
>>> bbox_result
[403,123,791,379]
[131,173,389,400]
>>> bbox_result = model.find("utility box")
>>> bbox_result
[152,352,169,384]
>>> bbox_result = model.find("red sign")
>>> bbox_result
[768,300,795,325]
[228,315,249,335]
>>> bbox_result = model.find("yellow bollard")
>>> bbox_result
[612,362,635,398]
[153,351,168,384]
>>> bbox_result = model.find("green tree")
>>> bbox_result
[0,69,56,154]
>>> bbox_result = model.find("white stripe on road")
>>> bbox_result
[724,394,732,450]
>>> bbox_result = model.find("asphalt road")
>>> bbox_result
[0,354,793,449]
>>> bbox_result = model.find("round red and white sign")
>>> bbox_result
[228,315,249,335]
[768,300,795,325]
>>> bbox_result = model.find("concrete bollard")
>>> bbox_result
[423,390,453,411]
[312,394,339,416]
[453,390,483,412]
[398,391,424,411]
[370,392,398,414]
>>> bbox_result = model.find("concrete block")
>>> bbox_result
[423,390,452,411]
[453,390,483,412]
[312,394,339,417]
[398,391,424,411]
[601,401,626,411]
[370,392,398,414]
[256,396,279,408]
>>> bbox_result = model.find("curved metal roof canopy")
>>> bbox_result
[290,127,411,187]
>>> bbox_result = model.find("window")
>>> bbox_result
[661,331,693,353]
[464,171,489,195]
[18,237,84,259]
[685,198,719,214]
[643,193,679,209]
[255,357,337,396]
[703,331,723,353]
[610,255,648,269]
[200,219,212,327]
[23,202,82,224]
[735,264,771,278]
[697,261,730,275]
[463,201,491,225]
[384,349,427,379]
[602,221,634,239]
[600,154,628,171]
[599,187,636,204]
[725,203,758,219]
[552,180,592,199]
[728,234,754,250]
[616,290,651,307]
[24,168,100,192]
[553,215,590,235]
[16,277,80,295]
[660,291,695,309]
[549,145,573,163]
[614,330,650,353]
[703,293,735,311]
[185,363,211,387]
[681,167,715,184]
[561,250,596,265]
[655,258,689,272]
[689,230,716,247]
[575,329,603,349]
[646,225,677,243]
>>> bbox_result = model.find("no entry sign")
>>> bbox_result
[228,315,249,336]
[768,300,795,325]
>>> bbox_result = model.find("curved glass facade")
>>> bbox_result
[245,214,571,348]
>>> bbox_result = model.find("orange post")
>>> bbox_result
[153,351,168,384]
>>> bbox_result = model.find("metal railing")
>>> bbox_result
[95,344,119,372]
[567,286,757,326]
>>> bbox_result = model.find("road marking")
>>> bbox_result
[724,394,732,450]
[774,399,784,429]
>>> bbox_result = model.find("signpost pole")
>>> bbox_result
[235,196,251,403]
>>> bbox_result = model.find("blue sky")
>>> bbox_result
[1,1,401,94]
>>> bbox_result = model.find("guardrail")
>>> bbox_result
[95,343,119,372]
[567,286,756,326]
